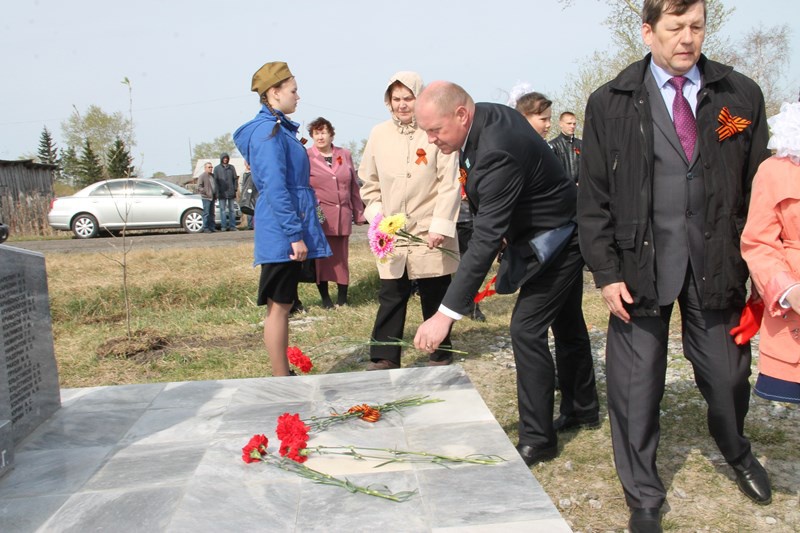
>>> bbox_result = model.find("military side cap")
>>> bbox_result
[251,62,293,95]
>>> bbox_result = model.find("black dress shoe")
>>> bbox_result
[553,413,600,432]
[515,443,557,466]
[628,508,662,533]
[732,455,772,505]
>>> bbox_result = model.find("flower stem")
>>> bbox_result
[305,445,507,467]
[395,229,460,259]
[304,395,444,432]
[262,455,417,502]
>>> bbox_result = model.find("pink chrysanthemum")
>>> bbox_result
[368,214,395,261]
[369,232,395,261]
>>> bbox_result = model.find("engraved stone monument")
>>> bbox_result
[0,246,61,478]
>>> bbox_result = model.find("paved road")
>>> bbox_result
[6,225,369,255]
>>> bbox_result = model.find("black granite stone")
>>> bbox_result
[0,246,61,479]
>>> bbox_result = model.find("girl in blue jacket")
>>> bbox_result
[234,61,331,376]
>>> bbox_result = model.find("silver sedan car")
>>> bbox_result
[48,178,241,238]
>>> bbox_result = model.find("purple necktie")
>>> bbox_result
[667,76,697,161]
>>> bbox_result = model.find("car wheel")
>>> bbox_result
[183,209,204,233]
[72,214,99,239]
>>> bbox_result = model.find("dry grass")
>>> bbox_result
[45,240,800,532]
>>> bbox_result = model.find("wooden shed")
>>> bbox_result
[0,159,58,236]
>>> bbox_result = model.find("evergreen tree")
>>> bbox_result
[77,139,105,188]
[37,127,59,165]
[106,137,133,179]
[59,146,80,186]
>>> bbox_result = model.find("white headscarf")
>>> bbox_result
[768,101,800,165]
[384,71,423,134]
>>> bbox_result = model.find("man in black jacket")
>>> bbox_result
[213,152,239,231]
[414,80,598,467]
[578,1,772,531]
[548,112,582,184]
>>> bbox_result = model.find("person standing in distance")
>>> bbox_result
[197,161,217,232]
[214,152,239,231]
[549,112,582,184]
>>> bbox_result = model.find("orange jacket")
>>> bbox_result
[741,156,800,382]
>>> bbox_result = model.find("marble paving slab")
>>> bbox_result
[0,365,571,532]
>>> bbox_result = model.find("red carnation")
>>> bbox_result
[287,346,313,373]
[242,434,269,463]
[276,413,310,442]
[276,413,311,463]
[279,441,309,463]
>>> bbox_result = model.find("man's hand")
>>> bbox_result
[414,312,454,353]
[427,232,445,249]
[289,240,308,261]
[601,282,633,323]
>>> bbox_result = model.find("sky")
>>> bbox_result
[1,0,797,177]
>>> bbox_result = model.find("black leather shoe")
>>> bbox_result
[515,444,557,466]
[732,455,772,505]
[553,413,600,432]
[471,305,486,322]
[628,508,662,533]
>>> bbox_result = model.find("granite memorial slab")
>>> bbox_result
[0,366,571,532]
[0,419,12,479]
[0,245,61,479]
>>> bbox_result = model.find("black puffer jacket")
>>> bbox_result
[577,54,770,316]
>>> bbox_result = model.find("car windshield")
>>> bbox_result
[152,179,194,195]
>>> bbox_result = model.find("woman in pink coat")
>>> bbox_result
[741,100,800,403]
[307,117,366,308]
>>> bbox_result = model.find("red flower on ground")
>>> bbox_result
[242,434,269,463]
[276,413,310,443]
[287,346,313,373]
[280,441,309,463]
[276,412,311,463]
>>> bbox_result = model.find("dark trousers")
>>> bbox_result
[219,198,236,229]
[606,270,752,509]
[201,198,215,231]
[511,240,595,448]
[370,270,452,364]
[553,273,598,420]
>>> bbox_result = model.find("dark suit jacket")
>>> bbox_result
[442,103,577,314]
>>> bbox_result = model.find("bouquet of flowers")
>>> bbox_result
[242,396,506,502]
[368,213,458,262]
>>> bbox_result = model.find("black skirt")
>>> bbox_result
[257,261,301,305]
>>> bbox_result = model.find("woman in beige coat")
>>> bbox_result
[359,71,460,370]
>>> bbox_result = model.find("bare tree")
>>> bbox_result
[729,24,793,116]
[192,134,239,168]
